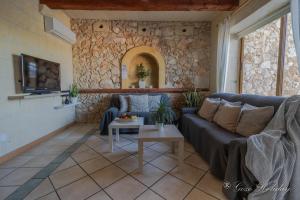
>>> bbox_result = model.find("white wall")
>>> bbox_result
[0,0,75,156]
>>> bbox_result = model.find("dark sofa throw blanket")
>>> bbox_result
[245,96,299,200]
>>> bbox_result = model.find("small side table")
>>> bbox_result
[108,117,144,152]
[137,125,184,172]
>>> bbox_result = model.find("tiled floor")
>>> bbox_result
[0,123,228,200]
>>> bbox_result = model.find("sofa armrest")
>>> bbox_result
[181,107,198,115]
[99,107,119,135]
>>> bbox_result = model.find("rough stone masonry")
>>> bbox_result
[71,19,211,122]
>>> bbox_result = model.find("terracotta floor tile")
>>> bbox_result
[121,143,138,153]
[0,186,18,200]
[184,142,196,153]
[0,156,33,168]
[170,163,205,185]
[105,176,147,200]
[142,148,161,162]
[23,155,57,167]
[49,165,86,189]
[38,192,60,200]
[115,137,133,147]
[150,155,178,172]
[24,178,54,200]
[151,175,192,200]
[0,168,15,179]
[185,188,218,200]
[90,165,126,188]
[71,149,99,163]
[136,189,164,200]
[101,148,131,162]
[86,191,111,200]
[185,154,209,171]
[57,176,101,200]
[0,168,41,186]
[196,172,228,200]
[116,155,145,173]
[80,157,111,174]
[148,142,171,153]
[52,158,77,174]
[131,164,166,187]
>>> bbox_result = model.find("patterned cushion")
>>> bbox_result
[129,95,150,112]
[148,95,161,112]
[119,95,129,112]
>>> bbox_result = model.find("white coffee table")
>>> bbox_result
[137,125,184,172]
[108,117,144,152]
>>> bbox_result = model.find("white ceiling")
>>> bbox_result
[64,10,225,21]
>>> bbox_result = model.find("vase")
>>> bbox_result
[156,123,164,132]
[71,97,78,104]
[139,80,146,88]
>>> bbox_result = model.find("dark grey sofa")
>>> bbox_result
[180,93,286,179]
[99,93,173,135]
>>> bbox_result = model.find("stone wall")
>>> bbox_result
[242,18,280,96]
[282,14,300,96]
[242,14,300,96]
[71,19,211,122]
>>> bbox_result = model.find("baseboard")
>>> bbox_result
[0,122,75,165]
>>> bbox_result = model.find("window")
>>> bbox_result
[282,13,300,96]
[240,13,299,96]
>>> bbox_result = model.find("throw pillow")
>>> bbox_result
[148,95,161,112]
[236,104,274,136]
[213,103,242,132]
[119,95,129,112]
[129,95,150,112]
[198,98,221,121]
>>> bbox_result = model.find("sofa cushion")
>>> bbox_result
[129,95,149,112]
[148,95,161,111]
[236,104,274,136]
[198,98,221,121]
[213,103,241,132]
[119,95,129,112]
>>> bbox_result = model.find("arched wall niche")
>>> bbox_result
[121,46,165,88]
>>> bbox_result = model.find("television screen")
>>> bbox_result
[21,54,61,93]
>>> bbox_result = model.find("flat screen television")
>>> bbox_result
[21,54,61,94]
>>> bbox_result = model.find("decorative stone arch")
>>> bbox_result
[121,46,166,88]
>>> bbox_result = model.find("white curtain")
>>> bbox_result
[216,17,231,92]
[290,0,300,72]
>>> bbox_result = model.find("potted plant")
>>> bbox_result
[183,89,204,112]
[152,100,176,131]
[136,63,150,88]
[70,84,79,104]
[183,89,204,107]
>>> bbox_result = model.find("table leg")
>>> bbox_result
[178,139,184,171]
[116,128,120,142]
[138,139,143,172]
[109,128,113,152]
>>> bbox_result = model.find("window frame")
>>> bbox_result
[239,15,289,96]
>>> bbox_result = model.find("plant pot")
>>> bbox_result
[139,80,146,88]
[156,123,164,132]
[71,97,78,104]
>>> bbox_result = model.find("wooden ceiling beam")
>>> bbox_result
[40,0,239,11]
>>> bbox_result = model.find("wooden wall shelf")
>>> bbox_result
[79,88,210,94]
